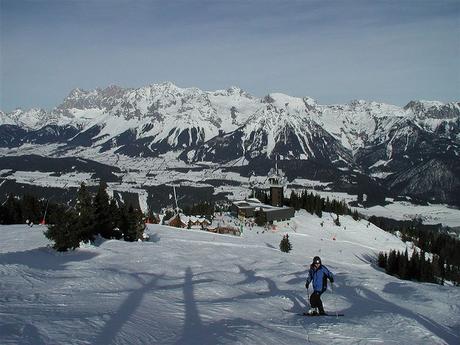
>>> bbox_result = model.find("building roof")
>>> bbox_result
[232,200,292,212]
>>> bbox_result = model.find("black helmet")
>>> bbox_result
[313,256,321,264]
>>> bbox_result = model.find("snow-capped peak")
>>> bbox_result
[404,100,460,119]
[409,100,445,108]
[3,108,52,130]
[3,82,458,161]
[0,110,14,126]
[264,93,306,109]
[349,99,368,107]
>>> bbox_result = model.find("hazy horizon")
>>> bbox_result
[3,80,460,113]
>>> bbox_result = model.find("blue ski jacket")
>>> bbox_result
[306,264,334,293]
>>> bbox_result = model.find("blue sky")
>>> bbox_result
[1,0,459,111]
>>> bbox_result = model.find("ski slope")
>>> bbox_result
[1,211,459,344]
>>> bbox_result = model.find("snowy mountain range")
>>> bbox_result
[1,82,459,206]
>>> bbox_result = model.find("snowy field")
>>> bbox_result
[1,211,459,344]
[356,201,460,229]
[2,147,460,229]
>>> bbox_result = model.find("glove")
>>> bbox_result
[305,282,309,289]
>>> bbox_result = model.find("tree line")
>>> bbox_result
[378,248,460,286]
[287,189,359,220]
[182,201,215,219]
[0,182,146,251]
[0,193,64,225]
[44,181,145,251]
[251,188,359,220]
[370,216,460,285]
[249,188,361,224]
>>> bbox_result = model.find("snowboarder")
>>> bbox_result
[305,256,334,315]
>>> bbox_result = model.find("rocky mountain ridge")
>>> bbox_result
[1,83,459,206]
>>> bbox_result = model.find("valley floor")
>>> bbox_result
[1,211,459,344]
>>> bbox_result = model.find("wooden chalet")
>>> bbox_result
[166,214,211,229]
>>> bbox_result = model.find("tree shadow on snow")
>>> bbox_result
[93,272,165,345]
[0,247,98,271]
[149,233,161,243]
[175,267,285,345]
[334,273,459,344]
[282,268,309,286]
[0,322,48,345]
[382,282,426,300]
[203,265,309,314]
[91,264,314,344]
[18,323,47,345]
[91,268,217,345]
[354,253,376,265]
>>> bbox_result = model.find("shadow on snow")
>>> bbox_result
[0,247,98,271]
[334,273,459,344]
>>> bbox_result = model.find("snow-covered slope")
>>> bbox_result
[1,211,459,344]
[183,93,352,165]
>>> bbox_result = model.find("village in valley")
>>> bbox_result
[150,165,296,238]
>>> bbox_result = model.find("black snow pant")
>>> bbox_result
[310,291,325,313]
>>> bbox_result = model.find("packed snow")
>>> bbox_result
[1,210,459,344]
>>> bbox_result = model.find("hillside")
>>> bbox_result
[1,211,459,344]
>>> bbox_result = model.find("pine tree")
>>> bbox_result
[308,193,314,214]
[46,203,68,226]
[398,249,409,279]
[419,251,435,283]
[118,205,129,238]
[289,191,300,210]
[410,250,421,280]
[432,255,442,284]
[279,234,292,253]
[403,249,410,279]
[334,214,341,226]
[94,181,112,238]
[1,194,22,224]
[387,250,398,275]
[22,194,41,223]
[108,198,122,239]
[438,255,446,284]
[123,205,144,242]
[378,252,387,268]
[314,195,323,218]
[75,182,96,243]
[352,210,360,221]
[324,197,331,213]
[420,250,427,281]
[44,209,80,251]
